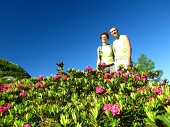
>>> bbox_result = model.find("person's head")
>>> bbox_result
[110,27,119,38]
[100,32,109,43]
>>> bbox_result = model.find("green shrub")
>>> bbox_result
[0,64,169,127]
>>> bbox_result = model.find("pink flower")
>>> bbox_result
[41,84,46,88]
[21,90,27,97]
[28,85,32,89]
[100,62,106,67]
[4,103,11,109]
[95,86,105,93]
[135,74,141,80]
[113,70,122,77]
[141,74,147,81]
[35,83,40,88]
[37,75,43,81]
[103,104,113,111]
[103,103,120,116]
[124,73,129,78]
[110,104,120,116]
[106,78,110,83]
[137,87,144,92]
[7,84,12,90]
[86,66,93,71]
[104,73,112,79]
[53,75,60,80]
[2,87,7,92]
[2,103,11,111]
[153,88,163,95]
[0,106,4,112]
[18,83,23,88]
[117,70,123,74]
[146,85,150,89]
[0,103,11,112]
[148,97,154,102]
[62,76,67,81]
[23,124,31,127]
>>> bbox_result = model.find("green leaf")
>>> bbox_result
[145,118,157,127]
[157,115,170,126]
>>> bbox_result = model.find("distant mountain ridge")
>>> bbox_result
[0,58,31,84]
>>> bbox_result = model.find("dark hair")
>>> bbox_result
[100,32,109,39]
[109,26,117,30]
[109,27,118,34]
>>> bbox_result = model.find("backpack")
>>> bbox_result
[98,44,114,62]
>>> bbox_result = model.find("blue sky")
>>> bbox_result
[1,0,170,81]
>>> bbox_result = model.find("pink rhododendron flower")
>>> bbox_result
[2,87,7,92]
[137,87,144,92]
[37,75,43,81]
[135,74,141,80]
[146,85,150,89]
[18,83,23,88]
[0,103,11,112]
[104,73,112,79]
[2,103,11,111]
[4,103,11,109]
[23,124,31,127]
[106,78,110,83]
[35,83,40,88]
[148,97,154,102]
[21,90,27,97]
[103,103,120,116]
[117,70,123,74]
[100,62,106,67]
[113,70,122,77]
[153,88,163,95]
[0,84,7,92]
[86,66,93,71]
[28,85,32,89]
[7,84,12,90]
[110,104,120,116]
[62,76,67,81]
[141,74,147,81]
[95,86,105,93]
[123,73,129,78]
[103,104,113,111]
[52,75,60,80]
[41,84,46,88]
[0,84,4,91]
[0,106,4,112]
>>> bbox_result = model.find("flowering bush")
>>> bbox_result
[0,65,170,127]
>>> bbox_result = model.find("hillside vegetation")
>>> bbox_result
[0,58,31,84]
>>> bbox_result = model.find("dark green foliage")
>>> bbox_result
[0,58,31,84]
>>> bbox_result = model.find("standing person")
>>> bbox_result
[110,27,132,71]
[96,32,115,73]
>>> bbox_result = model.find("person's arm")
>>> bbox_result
[96,47,100,69]
[113,43,116,55]
[124,35,132,66]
